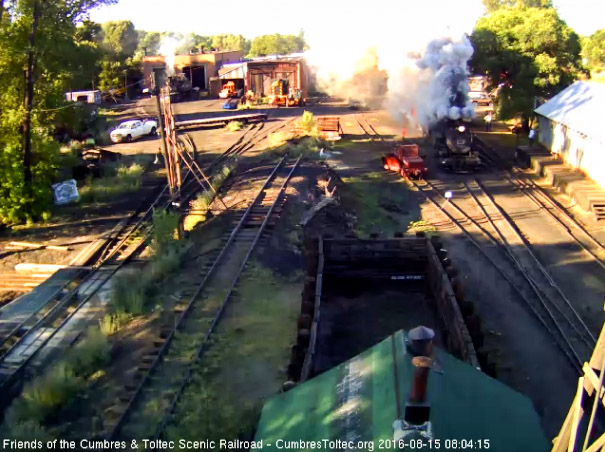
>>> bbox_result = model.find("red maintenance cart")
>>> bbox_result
[382,144,427,179]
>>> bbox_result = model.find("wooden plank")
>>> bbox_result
[552,392,579,452]
[14,263,67,274]
[568,377,585,452]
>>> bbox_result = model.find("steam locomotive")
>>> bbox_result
[430,120,480,172]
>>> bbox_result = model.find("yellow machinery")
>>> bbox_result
[267,79,305,107]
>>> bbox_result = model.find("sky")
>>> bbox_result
[89,0,604,38]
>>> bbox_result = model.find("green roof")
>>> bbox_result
[255,330,548,452]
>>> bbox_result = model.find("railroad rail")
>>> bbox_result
[0,114,292,410]
[356,112,596,371]
[473,136,605,272]
[105,155,301,441]
[414,178,595,371]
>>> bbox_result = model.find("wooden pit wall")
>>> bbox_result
[426,238,479,368]
[289,235,484,383]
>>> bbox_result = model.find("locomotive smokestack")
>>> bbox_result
[404,356,433,425]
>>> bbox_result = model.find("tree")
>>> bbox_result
[97,20,138,91]
[248,32,307,57]
[136,30,161,58]
[581,29,605,72]
[482,0,552,13]
[101,20,137,58]
[210,33,250,54]
[470,6,583,119]
[0,0,115,223]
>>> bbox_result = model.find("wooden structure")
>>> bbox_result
[174,112,267,130]
[292,236,479,383]
[158,87,220,205]
[316,116,343,141]
[552,316,605,452]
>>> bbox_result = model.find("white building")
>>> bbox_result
[65,90,101,104]
[535,81,605,189]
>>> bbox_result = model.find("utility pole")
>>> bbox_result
[23,0,40,192]
[152,72,173,199]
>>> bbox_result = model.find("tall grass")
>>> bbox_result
[151,209,180,255]
[79,162,145,203]
[68,327,111,378]
[2,326,111,435]
[105,209,186,332]
[184,165,233,231]
[301,111,317,136]
[225,121,244,132]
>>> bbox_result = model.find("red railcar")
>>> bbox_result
[382,144,427,179]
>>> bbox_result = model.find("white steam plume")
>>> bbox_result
[415,36,476,127]
[303,0,482,129]
[159,37,180,77]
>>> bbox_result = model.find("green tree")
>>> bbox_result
[101,20,137,58]
[581,29,605,72]
[0,0,115,223]
[136,30,161,58]
[482,0,552,13]
[248,32,307,57]
[97,20,138,91]
[471,6,583,119]
[210,33,250,54]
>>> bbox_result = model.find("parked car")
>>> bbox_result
[110,119,157,143]
[469,91,492,106]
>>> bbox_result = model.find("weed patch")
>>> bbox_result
[341,172,420,235]
[224,121,243,132]
[79,161,146,203]
[184,165,233,232]
[1,326,110,436]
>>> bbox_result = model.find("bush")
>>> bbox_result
[301,111,317,135]
[151,209,181,255]
[68,327,110,378]
[111,270,148,316]
[225,121,244,132]
[1,419,51,444]
[11,362,81,424]
[184,165,233,232]
[100,312,132,336]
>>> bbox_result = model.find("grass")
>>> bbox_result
[341,171,421,235]
[1,326,111,436]
[184,164,233,232]
[79,161,146,203]
[164,262,302,442]
[104,210,187,334]
[224,121,244,132]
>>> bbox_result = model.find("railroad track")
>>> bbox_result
[473,136,605,272]
[355,112,596,371]
[413,177,595,371]
[0,114,288,409]
[102,155,301,441]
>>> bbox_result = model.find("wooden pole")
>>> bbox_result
[153,76,173,199]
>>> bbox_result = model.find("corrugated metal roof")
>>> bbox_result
[218,63,246,79]
[535,81,605,144]
[255,330,548,451]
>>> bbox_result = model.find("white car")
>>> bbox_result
[110,119,157,143]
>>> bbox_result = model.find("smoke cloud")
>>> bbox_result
[303,0,481,129]
[414,36,475,126]
[159,36,180,77]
